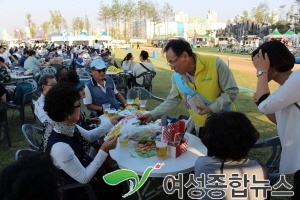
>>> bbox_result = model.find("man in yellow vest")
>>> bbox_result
[138,39,239,135]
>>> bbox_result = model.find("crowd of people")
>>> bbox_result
[0,38,299,199]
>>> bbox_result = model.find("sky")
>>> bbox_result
[0,0,296,34]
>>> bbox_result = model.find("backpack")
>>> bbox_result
[13,82,33,105]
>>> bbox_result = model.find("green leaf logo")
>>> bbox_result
[103,163,164,198]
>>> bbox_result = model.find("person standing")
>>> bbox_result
[252,40,300,199]
[138,39,238,135]
[93,39,100,54]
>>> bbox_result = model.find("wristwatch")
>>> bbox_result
[257,70,268,77]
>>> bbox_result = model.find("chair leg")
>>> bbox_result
[19,107,25,125]
[30,104,36,120]
[3,124,12,147]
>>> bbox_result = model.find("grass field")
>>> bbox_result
[0,46,292,200]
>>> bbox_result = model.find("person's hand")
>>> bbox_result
[89,117,101,125]
[252,49,270,71]
[110,116,124,125]
[196,105,212,115]
[100,137,118,153]
[137,113,154,124]
[253,92,258,103]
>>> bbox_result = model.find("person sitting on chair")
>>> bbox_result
[121,53,135,71]
[0,152,63,200]
[34,74,57,125]
[0,57,11,83]
[83,59,127,117]
[42,82,123,200]
[59,70,100,129]
[195,111,268,199]
[132,50,157,85]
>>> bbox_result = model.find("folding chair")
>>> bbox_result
[114,72,129,96]
[21,124,44,151]
[8,79,38,125]
[127,87,165,102]
[40,66,57,76]
[132,71,156,92]
[0,101,12,147]
[251,136,282,186]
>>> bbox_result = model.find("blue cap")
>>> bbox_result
[90,59,107,70]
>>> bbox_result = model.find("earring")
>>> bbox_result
[68,116,70,119]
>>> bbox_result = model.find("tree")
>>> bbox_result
[251,2,269,23]
[49,10,68,33]
[84,15,91,34]
[41,21,50,36]
[240,11,249,21]
[279,5,286,21]
[98,3,111,33]
[147,1,161,38]
[110,0,122,39]
[72,17,84,35]
[121,0,136,39]
[162,3,174,37]
[25,13,36,38]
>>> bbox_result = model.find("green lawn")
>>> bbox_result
[0,47,291,200]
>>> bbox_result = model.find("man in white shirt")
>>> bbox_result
[93,39,100,54]
[132,50,157,85]
[34,74,57,124]
[83,59,127,117]
[0,46,16,65]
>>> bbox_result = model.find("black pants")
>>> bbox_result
[292,170,300,199]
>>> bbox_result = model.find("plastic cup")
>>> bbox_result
[103,103,111,115]
[139,100,147,111]
[155,139,168,159]
[127,99,134,105]
[108,108,116,117]
[119,133,129,147]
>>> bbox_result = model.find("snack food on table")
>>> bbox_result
[135,139,156,154]
[106,122,123,138]
[107,66,122,72]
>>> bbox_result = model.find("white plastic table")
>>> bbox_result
[109,132,207,199]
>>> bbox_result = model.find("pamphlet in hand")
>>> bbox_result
[185,93,206,114]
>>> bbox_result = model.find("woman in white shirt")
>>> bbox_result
[121,53,135,71]
[253,40,300,199]
[42,82,123,200]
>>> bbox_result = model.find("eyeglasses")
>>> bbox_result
[167,56,180,66]
[73,102,81,108]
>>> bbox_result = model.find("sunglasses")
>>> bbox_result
[93,68,107,73]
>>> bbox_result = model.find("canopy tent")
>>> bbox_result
[267,28,283,38]
[283,30,297,40]
[79,31,88,36]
